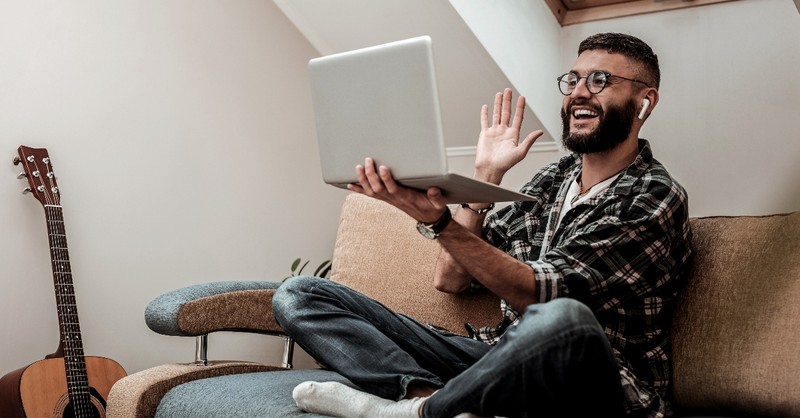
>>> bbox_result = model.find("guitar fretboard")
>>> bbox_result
[45,204,93,413]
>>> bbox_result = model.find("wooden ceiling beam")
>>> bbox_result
[544,0,740,26]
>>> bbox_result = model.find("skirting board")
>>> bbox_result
[446,140,560,158]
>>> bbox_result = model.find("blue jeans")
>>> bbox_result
[273,276,624,418]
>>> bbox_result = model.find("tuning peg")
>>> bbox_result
[22,187,31,195]
[16,172,26,179]
[13,156,20,166]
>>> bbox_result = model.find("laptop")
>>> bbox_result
[308,36,535,204]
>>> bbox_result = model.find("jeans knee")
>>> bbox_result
[273,275,324,324]
[514,298,601,342]
[541,297,595,323]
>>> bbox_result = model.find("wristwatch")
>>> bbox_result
[416,209,452,240]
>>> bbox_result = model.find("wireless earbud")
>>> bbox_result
[638,98,651,120]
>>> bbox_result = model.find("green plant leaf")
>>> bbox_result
[297,260,310,276]
[314,260,332,278]
[285,257,332,280]
[290,258,302,272]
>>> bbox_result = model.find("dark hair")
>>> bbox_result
[578,33,660,89]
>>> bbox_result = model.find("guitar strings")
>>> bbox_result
[27,152,94,417]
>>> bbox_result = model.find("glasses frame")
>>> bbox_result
[557,70,650,96]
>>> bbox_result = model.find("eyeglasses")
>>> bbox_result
[557,70,650,96]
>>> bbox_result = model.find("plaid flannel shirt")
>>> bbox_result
[467,139,692,418]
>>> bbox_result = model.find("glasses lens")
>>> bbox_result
[558,72,578,95]
[587,71,608,94]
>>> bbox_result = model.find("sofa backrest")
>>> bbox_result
[330,194,500,334]
[671,212,800,416]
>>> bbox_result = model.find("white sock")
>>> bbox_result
[292,381,426,418]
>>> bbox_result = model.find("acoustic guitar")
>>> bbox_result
[0,146,127,418]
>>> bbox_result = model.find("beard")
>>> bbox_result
[560,98,637,154]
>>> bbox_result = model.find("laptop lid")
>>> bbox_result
[309,36,449,186]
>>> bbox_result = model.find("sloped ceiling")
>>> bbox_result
[273,0,554,150]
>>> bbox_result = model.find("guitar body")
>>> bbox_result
[0,356,126,418]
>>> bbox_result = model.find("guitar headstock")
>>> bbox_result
[14,145,61,207]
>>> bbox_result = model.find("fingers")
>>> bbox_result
[348,158,445,223]
[426,187,447,213]
[363,158,385,193]
[500,89,512,126]
[492,91,502,126]
[347,166,368,195]
[512,95,526,130]
[352,158,388,196]
[486,88,525,128]
[377,165,400,194]
[519,130,544,154]
[350,158,407,198]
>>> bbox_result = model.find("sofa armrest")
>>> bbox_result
[106,361,285,418]
[145,281,284,337]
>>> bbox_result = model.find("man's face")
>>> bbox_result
[560,50,640,154]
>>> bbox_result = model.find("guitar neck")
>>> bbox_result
[44,204,93,407]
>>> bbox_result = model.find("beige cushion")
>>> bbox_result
[330,194,501,334]
[672,212,800,416]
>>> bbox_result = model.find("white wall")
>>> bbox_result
[560,0,800,216]
[0,1,342,375]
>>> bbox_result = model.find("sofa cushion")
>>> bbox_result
[672,212,800,416]
[330,194,501,335]
[155,369,351,418]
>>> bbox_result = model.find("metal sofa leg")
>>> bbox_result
[282,336,294,369]
[195,334,208,366]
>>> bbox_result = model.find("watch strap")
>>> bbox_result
[425,209,452,234]
[417,209,452,239]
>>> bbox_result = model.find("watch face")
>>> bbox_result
[416,222,437,239]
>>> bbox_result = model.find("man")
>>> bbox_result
[274,33,692,418]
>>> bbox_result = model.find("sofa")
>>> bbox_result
[106,193,800,417]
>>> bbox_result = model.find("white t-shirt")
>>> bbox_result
[557,172,621,227]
